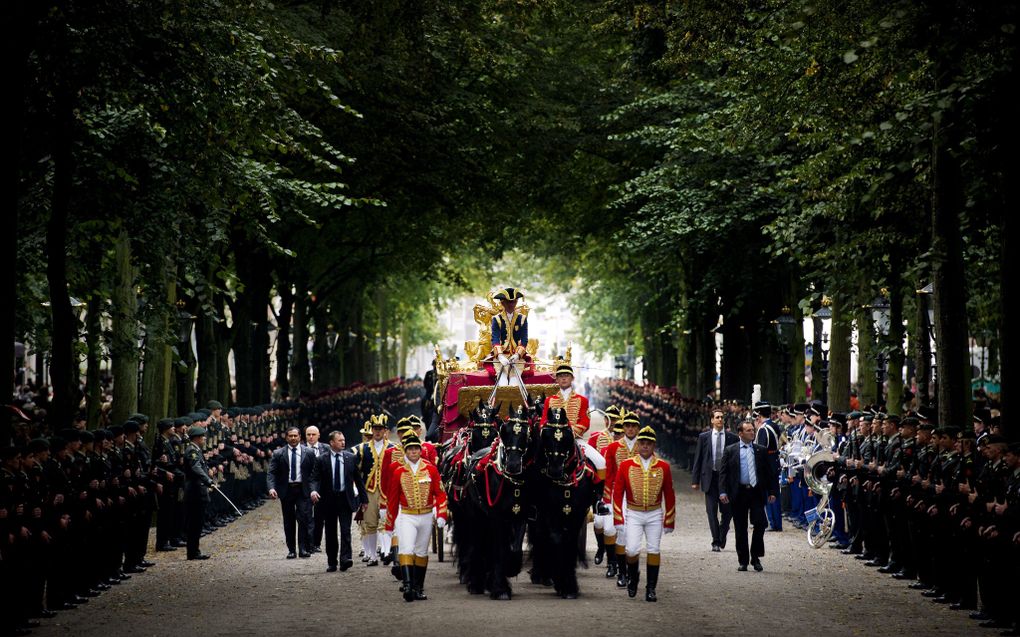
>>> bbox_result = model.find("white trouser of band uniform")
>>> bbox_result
[625,507,663,557]
[605,493,626,542]
[395,509,433,557]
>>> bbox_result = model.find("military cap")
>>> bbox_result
[187,412,204,422]
[807,401,826,418]
[27,438,50,453]
[93,429,108,443]
[208,400,224,410]
[124,421,141,434]
[936,426,961,438]
[901,416,919,429]
[188,425,207,439]
[493,287,524,301]
[982,434,1007,446]
[847,411,863,420]
[1007,442,1020,455]
[78,430,94,443]
[157,418,175,433]
[174,416,193,427]
[862,413,875,422]
[958,430,976,441]
[401,434,422,449]
[918,422,935,431]
[197,408,212,417]
[57,428,79,442]
[360,421,373,436]
[554,361,574,377]
[0,446,21,461]
[886,414,901,426]
[752,401,771,417]
[370,414,389,429]
[611,419,624,434]
[128,412,149,423]
[605,405,621,418]
[619,409,641,427]
[49,436,68,453]
[973,408,991,425]
[397,415,424,429]
[636,425,657,443]
[107,424,124,437]
[915,406,937,423]
[829,412,847,426]
[793,403,809,416]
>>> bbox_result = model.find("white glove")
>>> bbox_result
[436,518,446,529]
[664,527,675,535]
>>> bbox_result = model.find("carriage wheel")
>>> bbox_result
[806,508,834,548]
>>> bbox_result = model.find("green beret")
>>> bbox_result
[188,426,208,439]
[207,400,224,410]
[128,412,149,423]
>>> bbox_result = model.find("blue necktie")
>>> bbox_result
[290,447,297,481]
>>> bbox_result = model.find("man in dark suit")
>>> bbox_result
[691,409,739,551]
[302,425,330,553]
[267,427,316,559]
[720,420,778,571]
[310,431,368,572]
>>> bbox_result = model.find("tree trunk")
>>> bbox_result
[290,292,311,396]
[792,304,807,403]
[827,297,852,412]
[810,315,823,401]
[216,303,232,405]
[274,282,294,400]
[139,260,177,421]
[110,230,139,427]
[196,311,218,407]
[45,58,79,429]
[886,284,906,415]
[929,0,973,430]
[84,296,102,429]
[913,284,933,409]
[856,307,877,408]
[175,296,196,417]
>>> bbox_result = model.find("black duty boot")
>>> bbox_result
[594,533,605,565]
[606,550,618,578]
[646,564,659,602]
[616,551,628,588]
[627,559,640,598]
[414,564,428,600]
[390,548,403,582]
[401,565,416,602]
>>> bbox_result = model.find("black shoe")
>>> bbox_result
[893,571,916,580]
[921,589,943,598]
[594,545,605,565]
[979,620,1008,629]
[949,602,975,611]
[326,565,338,572]
[752,560,763,572]
[646,588,657,602]
[312,546,322,554]
[187,553,211,560]
[366,559,379,567]
[69,595,88,604]
[855,553,874,561]
[116,571,132,580]
[340,560,353,571]
[970,612,990,621]
[712,545,721,553]
[877,563,899,574]
[931,595,955,604]
[105,577,121,586]
[908,582,931,590]
[831,543,850,550]
[171,540,187,548]
[140,560,156,568]
[299,551,311,558]
[606,560,618,578]
[34,609,58,618]
[286,552,297,559]
[81,589,101,597]
[626,561,640,598]
[737,565,748,572]
[123,565,145,574]
[156,545,177,552]
[864,560,887,568]
[95,583,111,591]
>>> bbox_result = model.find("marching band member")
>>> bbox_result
[602,409,642,585]
[612,424,676,601]
[384,435,448,602]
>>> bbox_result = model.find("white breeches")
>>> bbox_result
[395,510,433,557]
[625,508,663,556]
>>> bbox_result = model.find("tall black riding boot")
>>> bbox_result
[646,563,660,602]
[616,548,628,587]
[627,557,640,598]
[401,564,416,602]
[414,562,428,600]
[594,531,605,565]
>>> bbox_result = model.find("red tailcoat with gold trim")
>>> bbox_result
[540,391,590,438]
[379,442,437,505]
[588,430,614,455]
[612,456,676,529]
[602,438,639,503]
[383,462,448,532]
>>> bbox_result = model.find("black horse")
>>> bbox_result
[463,405,533,600]
[529,407,596,599]
[441,404,501,584]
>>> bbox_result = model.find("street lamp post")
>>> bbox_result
[773,307,796,405]
[866,293,891,406]
[813,304,833,404]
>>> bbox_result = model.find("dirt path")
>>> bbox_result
[33,464,974,637]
